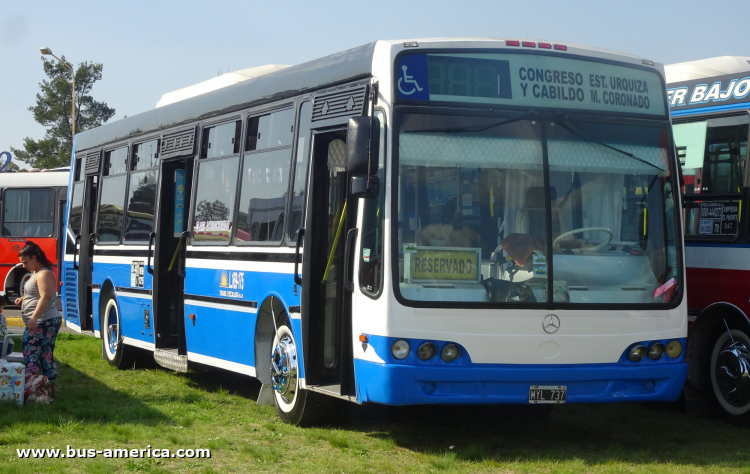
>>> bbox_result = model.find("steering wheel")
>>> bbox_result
[553,227,614,252]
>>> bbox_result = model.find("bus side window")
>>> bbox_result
[359,110,386,297]
[236,108,294,243]
[288,101,312,243]
[192,120,242,244]
[97,146,129,243]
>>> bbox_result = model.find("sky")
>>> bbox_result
[1,0,748,169]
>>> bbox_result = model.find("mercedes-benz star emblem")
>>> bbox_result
[542,314,560,334]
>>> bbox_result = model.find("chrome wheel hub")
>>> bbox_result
[271,333,298,405]
[716,339,750,408]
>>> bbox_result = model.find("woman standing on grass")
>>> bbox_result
[14,241,62,399]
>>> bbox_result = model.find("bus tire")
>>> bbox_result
[709,327,750,423]
[270,316,326,426]
[14,269,31,302]
[101,295,134,370]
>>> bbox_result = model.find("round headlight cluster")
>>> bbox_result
[648,343,665,360]
[391,339,410,360]
[628,340,682,362]
[666,340,682,359]
[391,340,461,362]
[417,342,436,360]
[628,344,646,362]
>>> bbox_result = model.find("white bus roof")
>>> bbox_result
[665,56,750,83]
[156,65,291,107]
[0,170,69,187]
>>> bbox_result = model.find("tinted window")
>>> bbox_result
[192,157,240,243]
[104,147,128,176]
[359,111,386,296]
[201,121,241,159]
[132,139,160,171]
[2,188,54,237]
[97,175,127,242]
[69,182,84,235]
[125,169,158,242]
[246,108,295,152]
[289,102,312,241]
[236,148,291,242]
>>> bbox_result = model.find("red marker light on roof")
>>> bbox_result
[553,44,568,51]
[538,43,552,49]
[506,40,520,46]
[522,41,536,48]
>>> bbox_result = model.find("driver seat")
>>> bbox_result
[515,187,560,242]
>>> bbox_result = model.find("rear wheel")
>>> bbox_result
[271,316,326,426]
[14,270,31,303]
[101,296,135,369]
[710,328,750,421]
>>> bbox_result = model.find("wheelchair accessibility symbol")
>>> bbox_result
[398,65,423,96]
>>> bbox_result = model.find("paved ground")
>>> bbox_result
[3,306,74,333]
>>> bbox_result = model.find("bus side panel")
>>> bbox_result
[685,247,750,316]
[92,259,155,346]
[182,265,300,375]
[61,259,80,327]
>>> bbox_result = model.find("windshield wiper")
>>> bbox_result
[406,109,539,134]
[554,118,665,172]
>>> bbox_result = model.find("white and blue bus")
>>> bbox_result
[62,38,687,425]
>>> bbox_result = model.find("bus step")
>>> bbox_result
[154,348,187,373]
[308,384,356,402]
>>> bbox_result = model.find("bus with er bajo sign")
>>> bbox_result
[667,56,750,422]
[62,38,686,425]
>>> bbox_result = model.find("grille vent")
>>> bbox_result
[161,127,196,158]
[64,268,79,321]
[84,150,101,175]
[312,86,367,121]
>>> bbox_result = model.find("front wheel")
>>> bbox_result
[101,296,135,369]
[270,316,326,425]
[710,328,750,421]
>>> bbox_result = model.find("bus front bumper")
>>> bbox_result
[353,359,688,405]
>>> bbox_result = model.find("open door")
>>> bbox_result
[301,131,357,396]
[151,157,193,371]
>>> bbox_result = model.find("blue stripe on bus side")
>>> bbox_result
[92,261,153,345]
[183,266,303,377]
[670,102,750,116]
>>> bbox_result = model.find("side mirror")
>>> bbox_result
[347,116,380,198]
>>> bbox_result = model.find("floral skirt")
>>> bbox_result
[23,317,62,383]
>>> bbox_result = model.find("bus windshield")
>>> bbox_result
[396,112,680,306]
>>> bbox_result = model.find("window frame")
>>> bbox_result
[123,136,161,244]
[234,103,297,247]
[675,110,750,243]
[1,187,56,238]
[96,144,130,245]
[190,116,244,246]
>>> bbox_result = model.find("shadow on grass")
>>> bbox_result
[0,335,171,440]
[323,401,749,468]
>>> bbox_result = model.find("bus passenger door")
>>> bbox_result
[66,153,99,334]
[301,131,357,395]
[151,157,192,371]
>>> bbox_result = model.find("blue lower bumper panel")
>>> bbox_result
[354,360,688,405]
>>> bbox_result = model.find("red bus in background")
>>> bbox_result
[0,169,69,305]
[666,56,750,422]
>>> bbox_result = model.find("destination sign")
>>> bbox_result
[396,53,666,116]
[668,72,750,111]
[410,247,481,283]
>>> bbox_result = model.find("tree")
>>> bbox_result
[11,57,116,169]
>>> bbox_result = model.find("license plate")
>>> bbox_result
[528,385,567,404]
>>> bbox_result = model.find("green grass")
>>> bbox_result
[1,333,749,473]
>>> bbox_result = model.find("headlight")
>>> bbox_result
[648,343,665,360]
[666,340,683,359]
[628,344,646,362]
[441,343,460,362]
[417,342,436,360]
[391,339,410,359]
